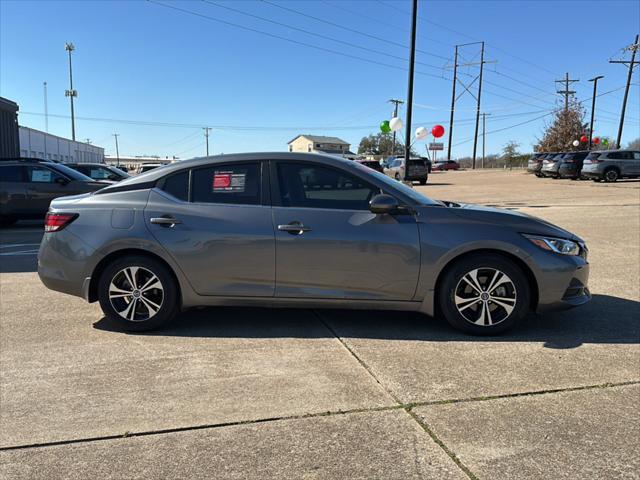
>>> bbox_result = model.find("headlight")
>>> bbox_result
[523,234,581,256]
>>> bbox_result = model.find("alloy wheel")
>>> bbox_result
[605,170,618,182]
[454,267,517,326]
[108,266,164,322]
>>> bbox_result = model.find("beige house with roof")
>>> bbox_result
[287,135,353,155]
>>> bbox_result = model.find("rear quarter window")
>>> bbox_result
[159,170,189,201]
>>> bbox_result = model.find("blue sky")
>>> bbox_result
[1,0,639,159]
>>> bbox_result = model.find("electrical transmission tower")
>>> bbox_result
[609,34,639,148]
[445,41,495,168]
[555,72,579,112]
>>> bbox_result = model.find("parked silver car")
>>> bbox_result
[383,157,430,184]
[581,150,640,182]
[540,152,567,178]
[38,152,590,335]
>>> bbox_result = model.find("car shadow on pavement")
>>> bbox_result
[93,294,639,349]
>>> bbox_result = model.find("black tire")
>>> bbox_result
[0,216,17,227]
[438,253,530,335]
[98,255,179,332]
[603,168,619,182]
[419,179,427,185]
[394,172,400,181]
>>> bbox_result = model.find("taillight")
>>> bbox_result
[44,213,78,232]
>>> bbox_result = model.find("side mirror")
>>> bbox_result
[369,194,399,214]
[55,176,70,185]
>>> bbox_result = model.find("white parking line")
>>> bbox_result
[0,250,39,256]
[0,243,41,249]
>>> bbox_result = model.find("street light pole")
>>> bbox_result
[64,42,77,141]
[588,76,604,150]
[403,0,418,182]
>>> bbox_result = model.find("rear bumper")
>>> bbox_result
[558,165,580,178]
[581,171,602,179]
[540,167,559,177]
[38,229,102,299]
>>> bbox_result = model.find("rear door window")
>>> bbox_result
[191,163,261,205]
[0,165,26,182]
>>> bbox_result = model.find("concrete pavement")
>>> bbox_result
[1,171,638,479]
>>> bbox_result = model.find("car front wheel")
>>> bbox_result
[438,254,530,335]
[98,255,179,332]
[604,168,619,182]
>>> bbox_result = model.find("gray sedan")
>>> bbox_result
[38,152,590,335]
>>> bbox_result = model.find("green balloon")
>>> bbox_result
[602,138,609,146]
[380,120,391,133]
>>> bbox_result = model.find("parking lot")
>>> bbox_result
[1,169,638,479]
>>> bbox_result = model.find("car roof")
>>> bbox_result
[99,152,357,192]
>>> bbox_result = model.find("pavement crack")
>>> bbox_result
[312,310,479,480]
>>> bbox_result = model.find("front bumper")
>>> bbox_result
[532,249,591,313]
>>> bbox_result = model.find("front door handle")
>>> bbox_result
[278,221,311,235]
[150,216,182,227]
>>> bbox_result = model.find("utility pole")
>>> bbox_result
[446,45,458,161]
[203,127,212,156]
[610,34,639,148]
[471,41,485,169]
[388,99,404,155]
[64,42,78,141]
[403,0,418,182]
[555,72,579,112]
[587,75,604,149]
[482,112,491,168]
[43,82,49,133]
[112,134,120,166]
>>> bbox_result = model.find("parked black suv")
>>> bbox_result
[557,151,590,179]
[66,162,130,183]
[0,159,108,226]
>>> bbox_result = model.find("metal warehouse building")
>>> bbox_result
[19,126,104,163]
[0,97,20,159]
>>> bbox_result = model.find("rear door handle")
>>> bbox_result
[278,222,311,235]
[150,216,182,227]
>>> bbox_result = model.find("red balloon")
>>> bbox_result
[593,137,600,145]
[431,125,445,138]
[580,135,588,143]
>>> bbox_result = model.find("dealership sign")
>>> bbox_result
[428,142,444,151]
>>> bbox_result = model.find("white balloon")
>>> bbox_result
[389,117,403,132]
[572,140,580,147]
[415,126,428,140]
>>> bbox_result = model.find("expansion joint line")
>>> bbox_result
[312,311,479,480]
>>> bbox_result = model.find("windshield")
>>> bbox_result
[52,163,95,182]
[351,162,440,205]
[106,165,130,178]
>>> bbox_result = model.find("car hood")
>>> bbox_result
[438,201,582,242]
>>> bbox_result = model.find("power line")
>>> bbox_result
[201,0,446,71]
[260,0,450,61]
[147,0,450,81]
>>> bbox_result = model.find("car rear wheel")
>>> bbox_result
[603,168,619,182]
[438,254,530,335]
[98,255,179,332]
[419,179,427,185]
[394,173,400,180]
